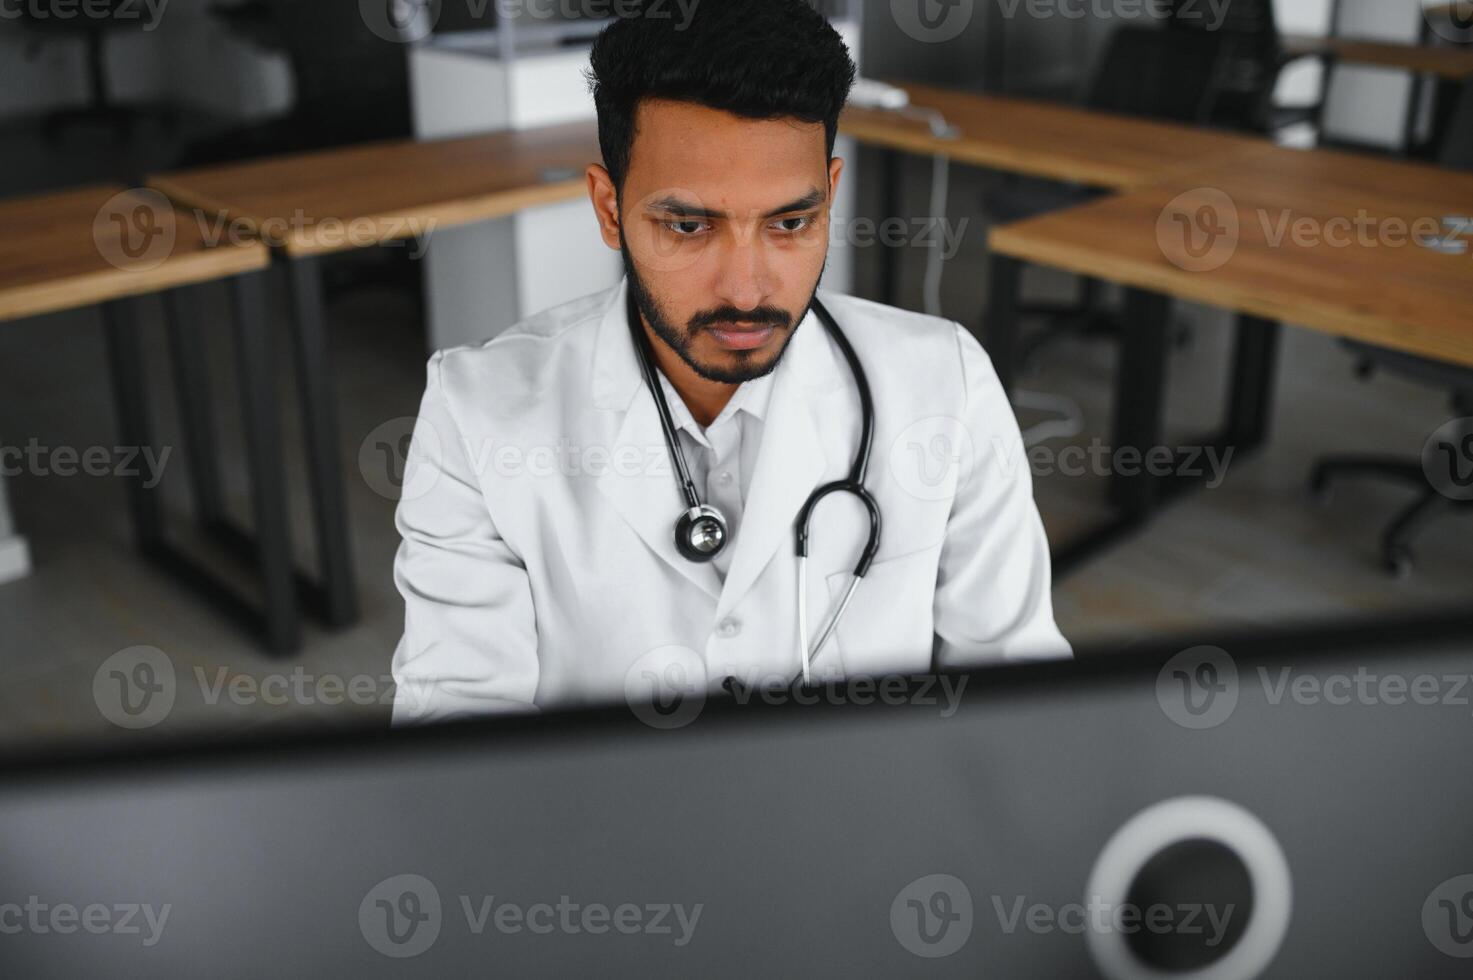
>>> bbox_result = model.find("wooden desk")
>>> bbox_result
[840,82,1273,190]
[0,185,267,322]
[149,121,601,257]
[0,186,301,650]
[991,144,1473,368]
[147,122,603,634]
[987,144,1473,572]
[1281,34,1473,80]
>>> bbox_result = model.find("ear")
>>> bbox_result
[586,163,622,251]
[827,156,845,205]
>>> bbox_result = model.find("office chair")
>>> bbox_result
[174,1,420,301]
[176,0,413,167]
[19,1,171,141]
[1163,0,1325,134]
[982,25,1226,371]
[1316,0,1432,154]
[1309,81,1473,578]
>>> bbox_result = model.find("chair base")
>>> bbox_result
[1310,456,1472,579]
[1014,284,1193,374]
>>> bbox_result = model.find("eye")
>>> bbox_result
[662,219,709,237]
[772,216,813,234]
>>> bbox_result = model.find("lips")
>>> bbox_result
[706,323,776,351]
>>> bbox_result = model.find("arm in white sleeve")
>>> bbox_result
[932,323,1072,668]
[390,353,540,724]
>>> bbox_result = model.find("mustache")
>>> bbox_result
[688,306,792,331]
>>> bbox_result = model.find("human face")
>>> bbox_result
[589,99,844,383]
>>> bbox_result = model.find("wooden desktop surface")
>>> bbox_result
[840,82,1273,190]
[148,121,603,258]
[146,89,1273,262]
[0,185,269,323]
[990,144,1473,367]
[1281,34,1473,79]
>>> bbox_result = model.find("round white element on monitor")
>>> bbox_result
[1084,795,1293,980]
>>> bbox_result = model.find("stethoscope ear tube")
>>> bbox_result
[794,480,882,577]
[796,298,882,580]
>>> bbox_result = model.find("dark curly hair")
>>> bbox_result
[586,0,856,194]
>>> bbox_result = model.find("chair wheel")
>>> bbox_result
[1383,548,1414,580]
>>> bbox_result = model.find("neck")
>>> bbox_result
[643,320,737,427]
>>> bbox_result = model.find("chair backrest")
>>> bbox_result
[1166,0,1277,37]
[1086,24,1225,125]
[1164,0,1281,132]
[1319,0,1428,150]
[1438,80,1473,168]
[1329,0,1425,43]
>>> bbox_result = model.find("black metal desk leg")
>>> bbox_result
[231,269,301,654]
[284,255,358,627]
[1224,314,1281,451]
[984,252,1023,397]
[101,297,164,553]
[163,284,226,527]
[879,147,903,307]
[1109,288,1172,520]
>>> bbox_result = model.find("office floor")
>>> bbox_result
[2,133,1470,757]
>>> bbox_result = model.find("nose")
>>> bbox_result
[711,225,776,313]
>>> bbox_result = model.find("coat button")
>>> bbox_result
[717,618,741,638]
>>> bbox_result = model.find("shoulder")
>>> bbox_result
[426,285,613,419]
[815,291,997,409]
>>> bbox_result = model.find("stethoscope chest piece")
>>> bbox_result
[675,504,729,563]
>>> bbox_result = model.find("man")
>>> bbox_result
[391,0,1068,724]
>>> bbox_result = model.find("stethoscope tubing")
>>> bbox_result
[627,288,882,687]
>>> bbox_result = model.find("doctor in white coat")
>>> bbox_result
[390,0,1069,724]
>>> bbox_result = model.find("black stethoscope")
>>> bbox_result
[627,288,881,684]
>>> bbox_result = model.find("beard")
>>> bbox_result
[619,237,823,385]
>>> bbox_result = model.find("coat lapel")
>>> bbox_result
[715,310,844,619]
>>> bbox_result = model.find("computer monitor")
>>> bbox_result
[2,629,1471,977]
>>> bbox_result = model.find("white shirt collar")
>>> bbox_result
[655,365,776,440]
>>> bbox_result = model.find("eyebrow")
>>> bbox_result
[645,187,827,220]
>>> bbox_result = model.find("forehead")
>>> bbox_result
[625,99,830,205]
